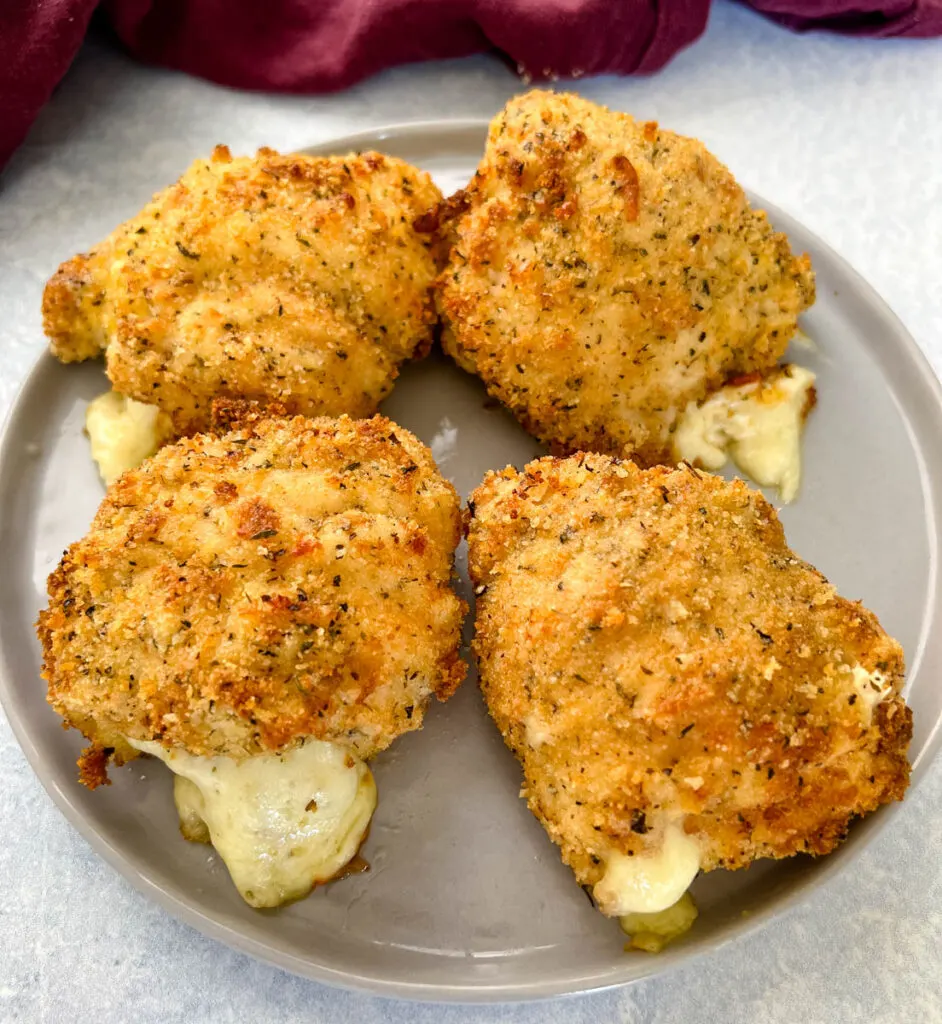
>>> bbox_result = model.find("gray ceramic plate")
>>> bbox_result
[2,121,942,1003]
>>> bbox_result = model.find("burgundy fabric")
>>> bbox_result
[102,0,710,94]
[1,0,98,167]
[750,0,942,34]
[3,0,941,170]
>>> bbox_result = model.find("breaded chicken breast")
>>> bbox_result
[467,454,910,928]
[433,91,815,464]
[38,413,466,907]
[41,412,465,776]
[43,146,443,434]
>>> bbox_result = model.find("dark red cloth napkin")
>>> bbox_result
[3,0,941,170]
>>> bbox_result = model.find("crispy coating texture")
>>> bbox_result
[434,91,815,464]
[39,414,467,786]
[467,454,911,898]
[43,146,442,434]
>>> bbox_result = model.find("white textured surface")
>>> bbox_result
[2,3,941,1019]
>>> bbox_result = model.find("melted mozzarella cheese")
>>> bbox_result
[593,823,701,916]
[620,891,699,953]
[130,738,377,908]
[847,664,894,724]
[673,365,816,503]
[85,391,172,485]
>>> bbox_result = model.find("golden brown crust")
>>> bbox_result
[208,397,290,434]
[39,414,467,783]
[43,148,443,434]
[43,251,108,362]
[77,744,111,789]
[436,91,815,464]
[467,454,910,892]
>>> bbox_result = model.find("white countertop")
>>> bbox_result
[2,3,941,1020]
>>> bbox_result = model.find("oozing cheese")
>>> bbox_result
[620,891,699,953]
[85,391,172,485]
[847,663,894,724]
[673,365,816,503]
[130,738,377,908]
[593,823,701,916]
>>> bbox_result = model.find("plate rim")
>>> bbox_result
[2,117,941,1003]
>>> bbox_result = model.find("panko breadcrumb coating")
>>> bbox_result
[433,91,815,464]
[43,146,443,434]
[39,413,466,787]
[467,453,911,905]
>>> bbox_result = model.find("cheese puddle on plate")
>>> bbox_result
[620,892,699,953]
[130,738,377,908]
[85,391,173,485]
[673,364,816,503]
